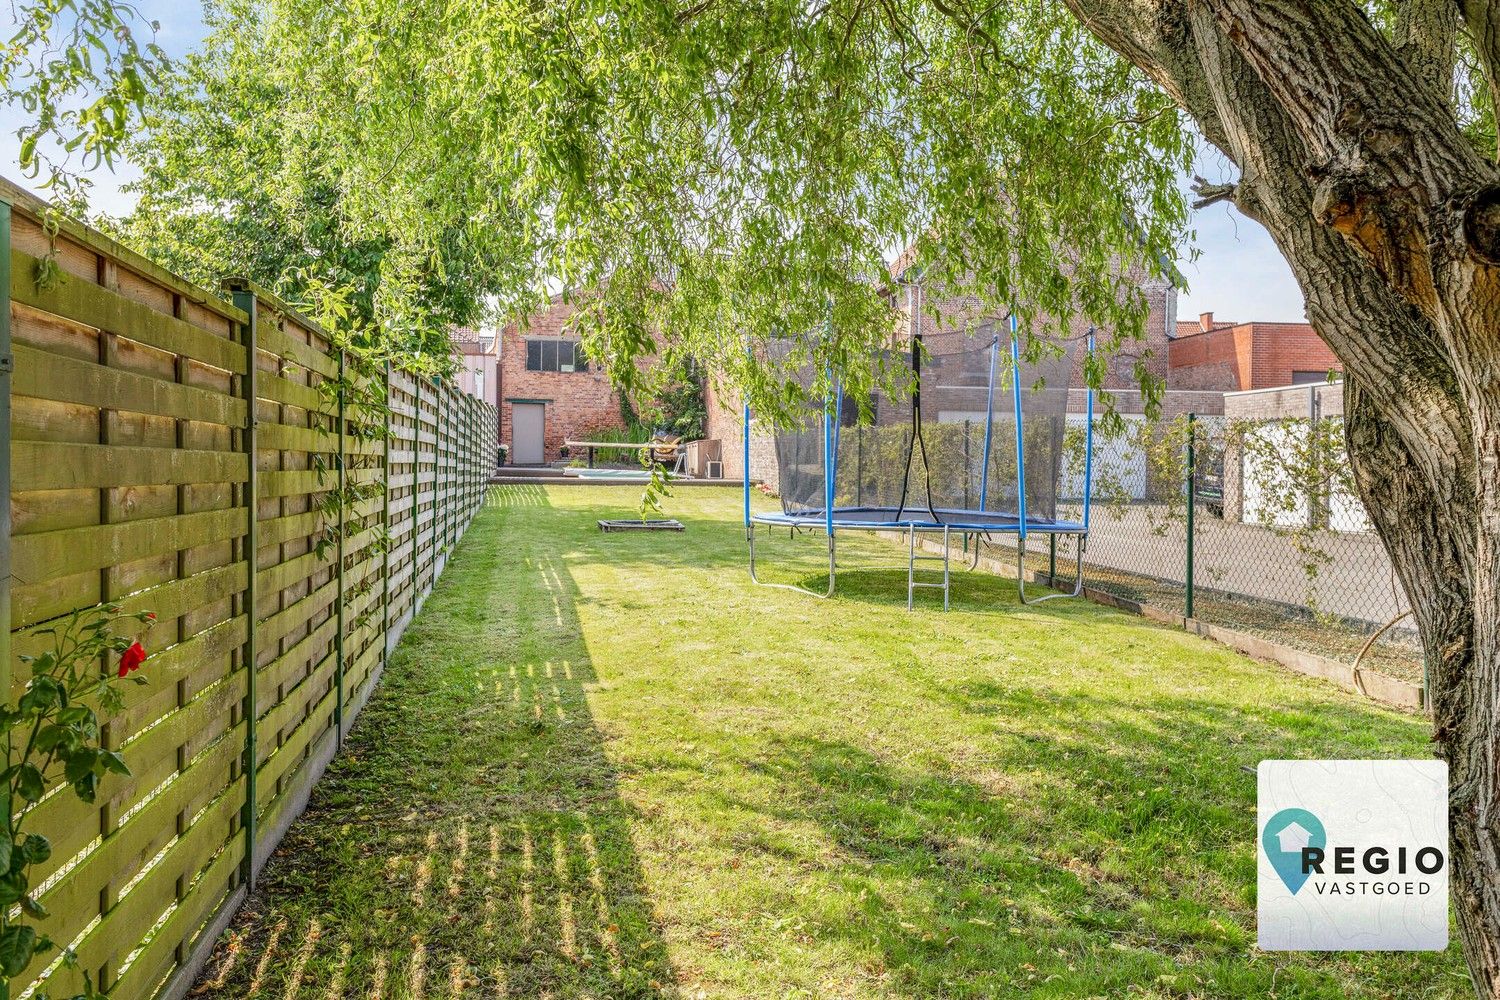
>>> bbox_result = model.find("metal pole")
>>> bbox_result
[382,363,392,660]
[824,305,836,539]
[742,396,751,530]
[1186,412,1197,620]
[229,282,260,889]
[1083,330,1095,532]
[1309,382,1321,529]
[1010,329,1027,544]
[414,374,423,599]
[440,384,448,560]
[0,200,12,700]
[828,374,840,536]
[334,351,345,744]
[979,334,998,510]
[963,419,971,510]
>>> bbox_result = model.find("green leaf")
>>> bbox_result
[22,834,51,865]
[20,893,47,919]
[15,764,44,804]
[0,836,11,876]
[56,705,91,727]
[63,748,97,786]
[34,723,73,754]
[0,924,36,978]
[0,872,29,908]
[71,772,98,804]
[18,679,59,715]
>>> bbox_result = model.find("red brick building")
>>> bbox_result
[496,295,629,465]
[1167,311,1340,391]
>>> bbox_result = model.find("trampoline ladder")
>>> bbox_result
[908,525,952,611]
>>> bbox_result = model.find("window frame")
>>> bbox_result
[523,337,589,373]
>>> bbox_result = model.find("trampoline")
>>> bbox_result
[742,298,1094,610]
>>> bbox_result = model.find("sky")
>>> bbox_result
[0,3,1308,325]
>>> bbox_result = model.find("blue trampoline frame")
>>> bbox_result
[744,328,1095,609]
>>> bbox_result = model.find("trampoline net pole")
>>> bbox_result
[979,332,998,511]
[1010,322,1027,544]
[824,369,833,537]
[1083,329,1095,532]
[743,394,751,530]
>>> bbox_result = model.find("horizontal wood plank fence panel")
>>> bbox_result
[0,181,498,1000]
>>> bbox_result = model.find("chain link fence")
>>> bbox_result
[973,389,1423,689]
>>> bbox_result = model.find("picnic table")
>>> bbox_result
[565,439,681,469]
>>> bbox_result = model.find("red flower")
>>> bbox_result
[118,641,147,678]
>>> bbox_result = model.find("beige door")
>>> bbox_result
[511,403,546,465]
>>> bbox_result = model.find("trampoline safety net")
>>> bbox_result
[772,330,1087,526]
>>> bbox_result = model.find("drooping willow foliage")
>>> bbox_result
[105,0,1190,416]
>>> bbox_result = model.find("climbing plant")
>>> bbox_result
[2,604,153,999]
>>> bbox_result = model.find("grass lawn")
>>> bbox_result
[194,484,1469,999]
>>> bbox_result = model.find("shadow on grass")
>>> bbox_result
[713,687,1467,998]
[193,489,679,999]
[513,491,1083,614]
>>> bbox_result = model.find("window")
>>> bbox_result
[1290,370,1333,385]
[474,368,485,402]
[524,338,589,373]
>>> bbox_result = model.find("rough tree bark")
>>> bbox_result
[1061,0,1500,994]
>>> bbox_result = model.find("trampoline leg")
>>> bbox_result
[943,525,951,611]
[907,528,916,611]
[1017,533,1087,605]
[747,520,837,599]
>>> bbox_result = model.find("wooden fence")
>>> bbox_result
[0,181,497,999]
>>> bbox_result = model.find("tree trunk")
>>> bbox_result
[1062,1,1500,994]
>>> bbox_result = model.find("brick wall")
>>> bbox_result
[1166,325,1251,391]
[1247,322,1341,389]
[1168,320,1341,391]
[497,296,629,464]
[704,380,777,489]
[901,273,1175,392]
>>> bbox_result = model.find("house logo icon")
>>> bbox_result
[1261,807,1327,895]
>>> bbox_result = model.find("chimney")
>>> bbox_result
[1199,311,1214,332]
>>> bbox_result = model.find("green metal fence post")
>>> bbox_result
[414,373,423,599]
[1186,412,1197,621]
[334,350,346,745]
[0,200,12,700]
[441,384,450,558]
[229,282,260,890]
[0,200,12,704]
[382,363,392,661]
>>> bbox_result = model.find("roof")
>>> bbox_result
[1174,318,1315,338]
[449,325,497,356]
[1176,318,1236,337]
